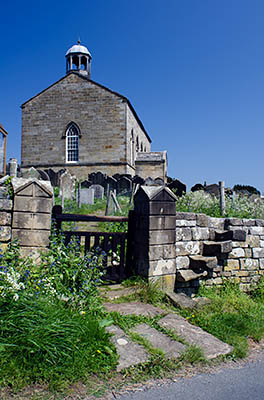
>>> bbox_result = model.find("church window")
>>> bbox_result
[140,143,143,152]
[66,123,79,162]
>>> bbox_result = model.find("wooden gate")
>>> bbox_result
[52,205,130,282]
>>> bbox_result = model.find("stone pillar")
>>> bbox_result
[11,178,53,260]
[0,198,12,252]
[132,186,176,290]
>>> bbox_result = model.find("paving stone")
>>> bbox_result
[131,323,186,358]
[165,291,196,310]
[100,287,139,300]
[104,302,165,317]
[159,313,233,360]
[106,325,149,371]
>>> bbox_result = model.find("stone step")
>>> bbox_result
[176,269,207,282]
[189,255,218,270]
[202,240,232,256]
[106,325,149,371]
[215,229,247,242]
[159,313,233,360]
[131,323,186,358]
[104,302,165,317]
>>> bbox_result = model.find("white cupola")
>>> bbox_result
[65,40,92,78]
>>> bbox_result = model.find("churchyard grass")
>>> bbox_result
[176,191,264,219]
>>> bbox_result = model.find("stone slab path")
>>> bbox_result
[106,325,149,371]
[159,313,233,359]
[131,323,186,358]
[104,302,233,371]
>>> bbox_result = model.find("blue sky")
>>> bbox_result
[1,0,264,191]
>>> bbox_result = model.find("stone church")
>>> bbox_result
[21,42,167,181]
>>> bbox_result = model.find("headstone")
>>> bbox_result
[22,167,41,180]
[9,158,18,177]
[168,179,186,197]
[154,177,164,186]
[88,171,106,186]
[37,170,50,181]
[105,176,117,193]
[44,168,66,187]
[133,175,145,186]
[79,188,94,205]
[80,180,92,188]
[90,184,104,200]
[59,170,76,200]
[117,176,132,195]
[144,177,156,186]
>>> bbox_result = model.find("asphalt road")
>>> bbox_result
[117,356,264,400]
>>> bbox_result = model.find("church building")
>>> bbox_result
[21,42,167,181]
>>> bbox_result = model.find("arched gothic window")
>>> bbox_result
[136,136,139,152]
[66,122,79,162]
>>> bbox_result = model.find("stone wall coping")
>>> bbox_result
[12,178,53,197]
[137,185,177,201]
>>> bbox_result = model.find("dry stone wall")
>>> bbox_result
[175,212,264,295]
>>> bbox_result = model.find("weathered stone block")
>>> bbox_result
[148,216,176,230]
[249,227,264,235]
[12,212,51,230]
[176,256,190,269]
[149,202,175,216]
[19,247,48,263]
[149,274,176,291]
[225,218,242,226]
[149,259,176,276]
[149,230,175,245]
[240,258,259,270]
[244,248,252,258]
[247,235,260,247]
[229,248,245,258]
[176,212,196,220]
[149,244,176,261]
[0,199,12,211]
[225,259,239,271]
[237,271,249,277]
[256,219,264,227]
[259,259,264,269]
[0,212,11,226]
[176,220,196,227]
[196,213,209,227]
[191,227,209,240]
[176,241,200,256]
[208,217,225,230]
[177,227,192,241]
[232,241,248,248]
[12,229,50,247]
[176,228,182,241]
[242,219,256,226]
[252,248,264,258]
[14,197,52,213]
[0,226,11,242]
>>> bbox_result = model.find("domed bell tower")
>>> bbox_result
[65,40,92,78]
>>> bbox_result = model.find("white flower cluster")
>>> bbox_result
[0,267,25,301]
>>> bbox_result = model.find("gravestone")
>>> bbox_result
[154,178,164,186]
[37,170,50,181]
[90,184,104,200]
[105,176,117,193]
[44,168,66,187]
[168,179,186,197]
[145,177,156,186]
[81,180,92,188]
[59,170,76,200]
[88,171,106,186]
[117,176,132,195]
[133,175,145,186]
[79,188,94,205]
[22,167,41,180]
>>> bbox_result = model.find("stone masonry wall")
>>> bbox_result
[175,212,264,295]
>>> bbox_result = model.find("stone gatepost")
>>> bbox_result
[11,178,53,260]
[131,186,176,290]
